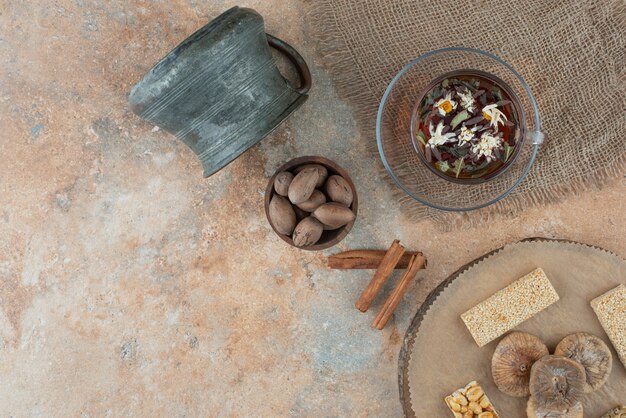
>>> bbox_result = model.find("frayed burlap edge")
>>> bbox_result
[306,0,626,230]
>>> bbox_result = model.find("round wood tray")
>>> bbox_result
[398,238,625,417]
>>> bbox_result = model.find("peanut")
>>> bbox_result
[447,399,461,412]
[445,381,500,418]
[466,387,484,402]
[468,401,483,414]
[453,392,468,406]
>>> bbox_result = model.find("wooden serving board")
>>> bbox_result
[399,239,625,417]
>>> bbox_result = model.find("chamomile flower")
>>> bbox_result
[427,121,457,148]
[457,89,476,113]
[471,131,503,162]
[482,104,507,130]
[458,125,479,145]
[434,92,457,116]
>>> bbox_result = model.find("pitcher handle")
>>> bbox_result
[266,34,312,95]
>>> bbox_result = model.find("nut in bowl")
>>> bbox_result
[265,156,358,250]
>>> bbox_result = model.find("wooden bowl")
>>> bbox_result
[264,156,358,251]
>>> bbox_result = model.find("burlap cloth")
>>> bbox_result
[309,0,626,225]
[399,239,626,417]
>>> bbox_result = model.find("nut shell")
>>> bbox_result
[294,164,328,188]
[293,205,309,222]
[312,202,356,229]
[324,175,354,206]
[491,331,549,397]
[273,171,294,196]
[268,195,296,235]
[288,168,319,204]
[296,189,327,212]
[527,397,583,418]
[529,355,585,411]
[554,332,612,393]
[292,217,323,247]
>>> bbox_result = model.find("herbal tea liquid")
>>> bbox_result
[411,71,523,181]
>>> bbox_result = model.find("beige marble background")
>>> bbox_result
[0,0,624,416]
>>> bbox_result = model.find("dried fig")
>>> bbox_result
[292,217,323,247]
[527,397,583,418]
[268,195,296,235]
[294,164,328,187]
[324,175,353,207]
[296,189,327,212]
[529,355,585,411]
[492,332,549,397]
[312,202,355,229]
[288,168,319,204]
[273,171,294,196]
[554,332,612,393]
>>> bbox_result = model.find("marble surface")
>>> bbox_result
[0,1,624,416]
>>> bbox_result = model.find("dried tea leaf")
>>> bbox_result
[441,146,468,158]
[451,110,470,130]
[415,130,426,146]
[432,86,443,100]
[431,146,442,161]
[425,145,432,162]
[473,89,485,98]
[465,160,490,173]
[459,80,476,91]
[492,86,503,102]
[454,148,469,157]
[435,160,450,172]
[453,158,465,178]
[442,79,449,88]
[504,142,514,161]
[465,115,485,126]
[420,107,431,124]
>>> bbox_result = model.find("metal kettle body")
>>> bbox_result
[129,7,311,177]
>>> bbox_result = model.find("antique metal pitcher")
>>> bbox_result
[129,7,311,177]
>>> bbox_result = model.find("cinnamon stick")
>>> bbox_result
[329,250,423,269]
[355,240,406,312]
[372,254,426,330]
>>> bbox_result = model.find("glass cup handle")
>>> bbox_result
[528,131,545,146]
[266,34,312,95]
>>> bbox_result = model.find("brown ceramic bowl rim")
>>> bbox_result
[264,156,358,251]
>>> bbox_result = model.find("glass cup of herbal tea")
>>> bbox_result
[410,70,525,184]
[376,47,544,211]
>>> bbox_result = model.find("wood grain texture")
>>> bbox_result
[399,238,626,418]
